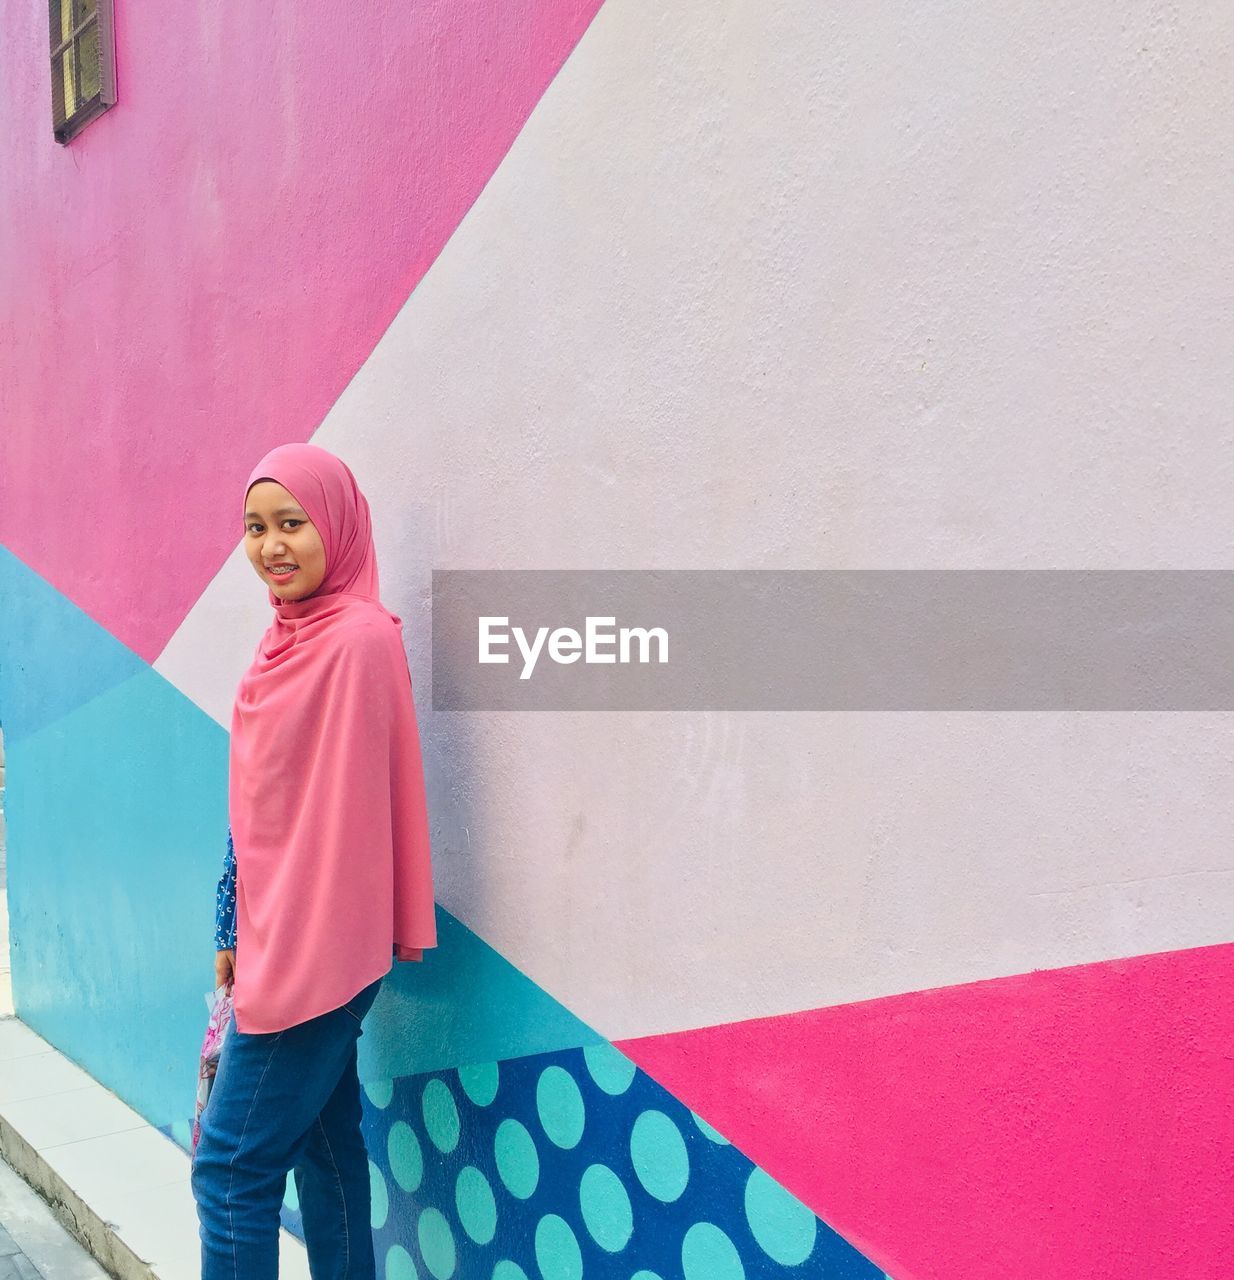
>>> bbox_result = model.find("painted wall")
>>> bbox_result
[2,2,1232,1277]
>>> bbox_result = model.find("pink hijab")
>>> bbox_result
[228,442,437,1033]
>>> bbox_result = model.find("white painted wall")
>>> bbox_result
[160,0,1234,1039]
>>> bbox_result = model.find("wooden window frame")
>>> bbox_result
[49,0,116,144]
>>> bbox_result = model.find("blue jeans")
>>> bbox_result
[191,975,384,1279]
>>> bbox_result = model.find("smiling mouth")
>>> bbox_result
[267,565,299,577]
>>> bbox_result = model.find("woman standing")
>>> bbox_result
[192,442,437,1279]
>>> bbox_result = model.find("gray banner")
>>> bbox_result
[429,570,1234,710]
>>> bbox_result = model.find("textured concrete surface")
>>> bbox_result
[0,1152,110,1279]
[0,1015,310,1280]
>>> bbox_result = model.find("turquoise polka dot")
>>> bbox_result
[690,1112,729,1144]
[494,1117,540,1199]
[455,1165,498,1246]
[422,1078,461,1153]
[458,1061,500,1106]
[631,1273,664,1280]
[364,1077,394,1108]
[492,1264,529,1280]
[630,1109,690,1202]
[578,1163,633,1252]
[536,1066,585,1149]
[418,1207,457,1280]
[370,1161,389,1230]
[681,1222,744,1280]
[534,1215,582,1280]
[389,1121,424,1193]
[582,1042,637,1095]
[283,1170,299,1212]
[386,1243,419,1280]
[744,1166,817,1265]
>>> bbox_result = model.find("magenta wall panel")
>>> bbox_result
[0,0,603,662]
[619,943,1234,1280]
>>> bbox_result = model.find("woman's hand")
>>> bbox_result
[215,948,235,992]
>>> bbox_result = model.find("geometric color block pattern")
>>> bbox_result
[208,0,1234,1047]
[0,583,603,1124]
[617,942,1234,1280]
[4,663,233,1126]
[300,1041,884,1280]
[0,544,148,748]
[0,0,608,666]
[6,4,1234,1278]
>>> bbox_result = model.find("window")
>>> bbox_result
[49,0,115,143]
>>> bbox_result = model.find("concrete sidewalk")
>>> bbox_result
[0,1152,110,1279]
[0,1013,311,1280]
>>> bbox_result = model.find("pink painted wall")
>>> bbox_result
[0,0,602,664]
[620,942,1234,1278]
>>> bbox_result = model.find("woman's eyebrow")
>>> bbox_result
[244,506,307,520]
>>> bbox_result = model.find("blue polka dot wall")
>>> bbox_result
[294,1043,889,1279]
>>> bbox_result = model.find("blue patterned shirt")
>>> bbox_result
[214,827,237,951]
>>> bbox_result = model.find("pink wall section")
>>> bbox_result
[0,0,603,664]
[618,942,1234,1280]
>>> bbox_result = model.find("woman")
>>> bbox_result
[191,442,437,1279]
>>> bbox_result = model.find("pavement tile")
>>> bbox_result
[0,1025,50,1067]
[0,1054,95,1108]
[0,1084,147,1152]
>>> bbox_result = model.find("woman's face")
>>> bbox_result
[243,480,327,600]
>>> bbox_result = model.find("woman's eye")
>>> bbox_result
[247,520,302,534]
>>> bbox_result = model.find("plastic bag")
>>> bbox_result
[191,982,235,1158]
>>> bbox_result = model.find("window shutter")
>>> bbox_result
[49,0,116,144]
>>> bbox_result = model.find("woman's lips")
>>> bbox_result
[267,566,299,580]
